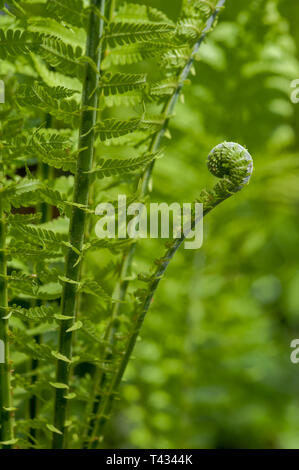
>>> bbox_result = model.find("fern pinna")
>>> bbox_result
[0,0,252,449]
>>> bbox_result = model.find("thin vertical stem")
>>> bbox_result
[29,140,54,441]
[109,0,115,20]
[81,0,117,444]
[0,200,14,448]
[52,0,106,449]
[82,245,135,445]
[91,206,223,444]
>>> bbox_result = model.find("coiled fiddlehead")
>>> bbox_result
[201,142,253,210]
[90,142,253,445]
[207,141,253,189]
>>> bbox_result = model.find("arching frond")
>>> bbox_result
[104,21,175,47]
[0,29,41,59]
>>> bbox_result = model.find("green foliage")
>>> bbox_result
[106,0,299,451]
[2,0,293,453]
[95,118,142,141]
[0,29,41,59]
[45,0,86,28]
[38,35,83,77]
[91,152,159,178]
[17,82,80,124]
[104,21,175,47]
[0,0,230,450]
[98,72,147,95]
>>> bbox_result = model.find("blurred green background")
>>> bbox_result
[103,0,299,449]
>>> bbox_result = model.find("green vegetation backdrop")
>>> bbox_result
[1,0,299,450]
[104,0,299,449]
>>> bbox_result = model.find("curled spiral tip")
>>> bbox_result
[207,142,253,190]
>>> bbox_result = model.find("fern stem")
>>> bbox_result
[92,139,253,446]
[109,0,115,20]
[91,139,254,444]
[0,200,14,448]
[52,0,106,449]
[81,0,118,444]
[29,137,54,441]
[38,163,54,223]
[91,201,226,446]
[82,245,135,445]
[87,0,227,444]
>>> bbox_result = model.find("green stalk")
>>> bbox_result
[108,0,115,21]
[81,0,117,444]
[91,201,225,446]
[0,200,14,448]
[91,134,254,444]
[86,0,227,444]
[82,246,135,444]
[29,155,54,442]
[91,139,253,445]
[52,0,106,449]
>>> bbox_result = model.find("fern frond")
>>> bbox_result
[85,238,134,253]
[5,271,40,297]
[161,47,190,69]
[45,0,86,28]
[0,29,41,59]
[146,6,174,24]
[115,3,174,25]
[38,216,69,236]
[81,320,103,344]
[2,129,76,171]
[38,35,83,77]
[31,54,82,92]
[79,280,111,302]
[12,332,54,361]
[11,224,67,249]
[37,149,77,173]
[28,16,86,49]
[8,305,57,322]
[8,242,63,261]
[177,18,206,42]
[102,42,181,67]
[0,178,70,214]
[0,115,24,140]
[38,186,75,216]
[7,213,42,226]
[149,77,179,100]
[98,72,147,96]
[100,130,150,148]
[17,82,80,125]
[94,118,141,141]
[31,130,77,172]
[181,0,214,20]
[0,179,41,211]
[90,152,159,178]
[104,21,175,47]
[103,92,144,108]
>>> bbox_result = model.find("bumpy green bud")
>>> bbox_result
[207,142,253,190]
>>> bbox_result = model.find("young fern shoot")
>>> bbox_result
[90,142,254,445]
